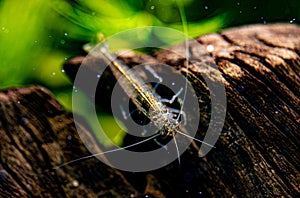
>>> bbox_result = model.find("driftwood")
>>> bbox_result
[0,24,299,197]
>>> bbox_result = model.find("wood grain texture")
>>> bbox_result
[0,24,299,197]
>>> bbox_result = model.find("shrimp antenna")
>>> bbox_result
[176,130,216,148]
[53,133,160,169]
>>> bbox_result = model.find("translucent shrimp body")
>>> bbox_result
[63,26,225,172]
[96,43,183,136]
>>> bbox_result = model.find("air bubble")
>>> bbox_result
[0,170,8,181]
[130,193,135,198]
[1,27,9,33]
[206,45,214,52]
[73,86,78,93]
[67,135,72,140]
[61,69,65,73]
[17,100,21,104]
[261,16,267,24]
[20,117,29,126]
[97,74,101,78]
[64,32,68,36]
[150,5,155,10]
[237,85,245,93]
[72,180,79,187]
[52,72,56,76]
[204,5,208,10]
[290,18,296,23]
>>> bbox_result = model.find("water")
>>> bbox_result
[54,0,221,171]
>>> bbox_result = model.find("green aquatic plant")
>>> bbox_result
[49,0,228,146]
[0,0,71,89]
[52,0,227,45]
[0,0,227,147]
[0,0,228,90]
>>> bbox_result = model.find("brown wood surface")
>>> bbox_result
[0,24,299,197]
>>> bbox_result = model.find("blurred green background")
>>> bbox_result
[1,0,299,104]
[0,0,299,145]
